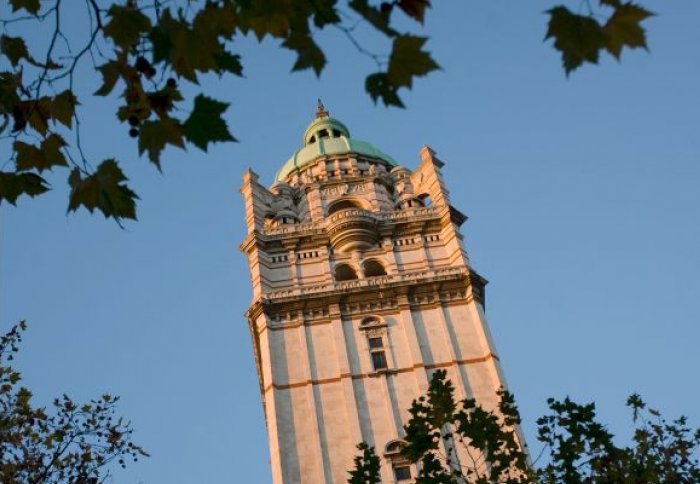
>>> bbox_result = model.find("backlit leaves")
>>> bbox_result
[103,5,152,50]
[182,95,235,151]
[0,322,148,481]
[1,35,30,67]
[138,118,184,168]
[546,2,654,74]
[14,134,68,172]
[366,73,404,108]
[604,3,654,58]
[387,35,439,88]
[0,171,49,205]
[283,32,326,75]
[68,160,138,221]
[9,0,40,15]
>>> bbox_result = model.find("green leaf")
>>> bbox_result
[603,3,654,59]
[365,72,405,108]
[214,51,244,77]
[182,95,235,151]
[149,10,218,82]
[282,33,326,76]
[95,61,122,96]
[545,7,606,75]
[51,90,78,128]
[103,5,152,50]
[1,35,30,67]
[14,134,68,172]
[349,0,398,37]
[397,0,431,24]
[138,118,185,168]
[67,160,138,221]
[387,35,439,88]
[0,171,49,205]
[9,0,40,15]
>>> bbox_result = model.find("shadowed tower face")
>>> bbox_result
[240,103,510,483]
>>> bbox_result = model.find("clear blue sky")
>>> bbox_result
[2,1,699,482]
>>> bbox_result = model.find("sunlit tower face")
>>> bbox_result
[240,103,510,483]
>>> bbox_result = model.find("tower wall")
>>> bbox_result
[241,112,512,483]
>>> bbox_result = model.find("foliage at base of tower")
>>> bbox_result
[348,369,700,483]
[348,442,381,484]
[0,322,148,483]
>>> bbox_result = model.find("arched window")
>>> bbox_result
[363,259,387,277]
[384,440,412,481]
[360,317,388,371]
[334,264,358,281]
[417,193,433,207]
[327,199,362,216]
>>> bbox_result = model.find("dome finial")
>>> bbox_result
[316,98,329,118]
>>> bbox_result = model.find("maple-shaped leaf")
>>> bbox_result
[94,60,123,96]
[214,51,244,77]
[182,95,235,151]
[1,35,30,67]
[103,5,152,50]
[366,73,405,108]
[67,160,138,221]
[149,10,218,83]
[397,0,431,24]
[282,32,326,76]
[387,35,439,88]
[349,0,398,37]
[14,134,68,172]
[138,118,185,168]
[0,171,49,205]
[545,7,606,75]
[51,90,78,128]
[9,0,40,15]
[603,3,654,59]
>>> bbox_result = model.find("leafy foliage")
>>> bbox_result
[0,322,147,482]
[546,1,654,75]
[348,370,700,483]
[0,1,653,224]
[348,442,381,484]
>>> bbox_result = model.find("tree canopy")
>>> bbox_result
[0,0,653,223]
[348,370,700,483]
[0,322,147,482]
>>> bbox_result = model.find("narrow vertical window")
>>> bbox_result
[368,336,387,370]
[393,464,411,481]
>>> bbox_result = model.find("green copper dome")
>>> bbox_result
[274,102,397,183]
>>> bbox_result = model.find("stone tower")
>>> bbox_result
[240,104,510,483]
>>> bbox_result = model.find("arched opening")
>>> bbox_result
[327,199,362,216]
[264,214,276,228]
[363,259,387,277]
[334,264,358,281]
[384,440,411,481]
[417,193,433,207]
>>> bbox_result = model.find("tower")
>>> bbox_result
[240,104,510,483]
